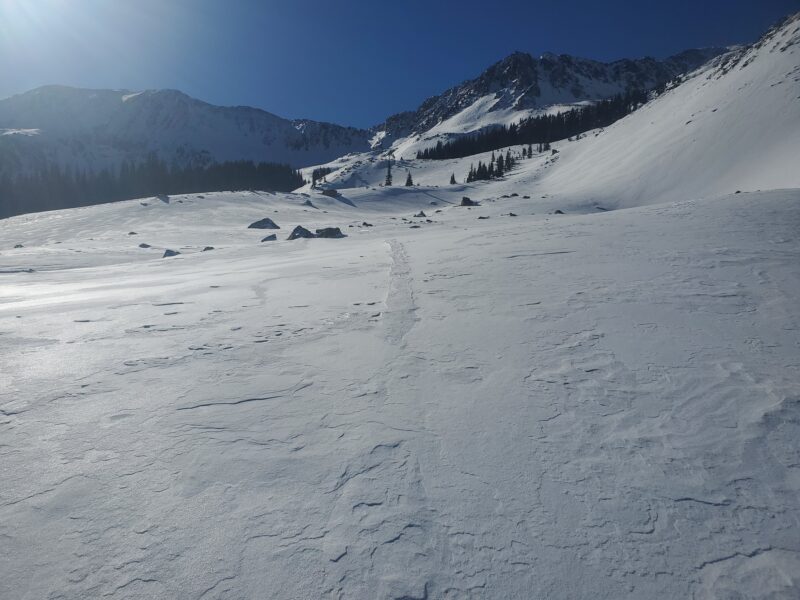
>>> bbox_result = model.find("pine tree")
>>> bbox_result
[405,171,413,186]
[449,173,456,185]
[496,154,505,176]
[385,159,392,186]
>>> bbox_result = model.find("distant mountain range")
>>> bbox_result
[0,46,725,178]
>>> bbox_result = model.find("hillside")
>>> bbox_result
[0,86,373,176]
[304,13,800,209]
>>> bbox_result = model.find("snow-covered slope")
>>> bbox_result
[305,13,800,210]
[1,186,798,599]
[536,12,800,207]
[0,86,372,175]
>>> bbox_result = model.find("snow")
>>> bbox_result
[537,15,800,208]
[1,185,799,599]
[0,128,40,136]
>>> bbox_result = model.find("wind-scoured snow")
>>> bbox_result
[1,186,799,599]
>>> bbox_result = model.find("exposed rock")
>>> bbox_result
[409,225,421,229]
[554,210,565,215]
[414,211,426,218]
[461,197,478,206]
[320,189,339,198]
[138,243,151,248]
[315,227,346,239]
[478,216,490,220]
[14,244,24,248]
[509,213,518,217]
[287,226,315,240]
[260,235,277,242]
[128,231,137,235]
[362,222,373,227]
[162,249,180,258]
[248,217,280,230]
[202,246,215,251]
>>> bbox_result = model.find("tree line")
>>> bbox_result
[465,148,520,182]
[416,89,648,161]
[0,155,305,219]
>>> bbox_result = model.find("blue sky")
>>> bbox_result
[1,0,796,127]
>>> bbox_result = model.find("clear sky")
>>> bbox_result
[1,0,797,127]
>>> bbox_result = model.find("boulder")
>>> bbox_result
[478,216,490,220]
[554,210,565,215]
[287,226,315,240]
[414,211,426,218]
[461,197,478,207]
[14,243,23,248]
[128,231,137,235]
[202,246,215,251]
[315,227,346,239]
[138,243,151,248]
[508,213,518,217]
[260,235,277,242]
[248,217,280,230]
[162,249,181,258]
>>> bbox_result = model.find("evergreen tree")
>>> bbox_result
[405,171,413,186]
[385,159,392,186]
[449,173,456,185]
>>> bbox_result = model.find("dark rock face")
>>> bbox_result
[162,249,181,258]
[414,211,426,218]
[315,227,345,239]
[248,218,280,230]
[287,226,315,240]
[260,235,277,242]
[554,210,565,215]
[461,197,478,207]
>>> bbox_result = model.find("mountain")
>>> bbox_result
[376,47,725,142]
[0,45,723,183]
[0,86,373,176]
[536,11,800,207]
[299,12,799,210]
